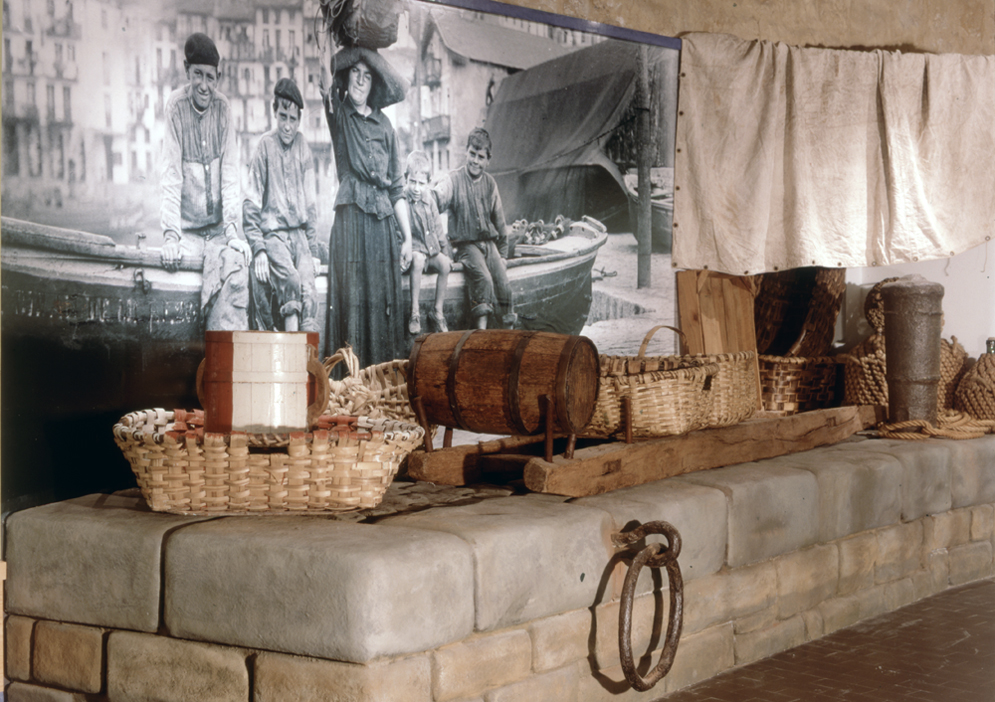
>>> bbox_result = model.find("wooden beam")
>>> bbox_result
[405,434,550,485]
[522,406,886,497]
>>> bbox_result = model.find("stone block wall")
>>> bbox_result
[5,436,995,701]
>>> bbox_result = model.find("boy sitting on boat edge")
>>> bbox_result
[243,78,321,333]
[159,32,251,331]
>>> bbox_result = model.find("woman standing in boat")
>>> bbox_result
[322,47,412,367]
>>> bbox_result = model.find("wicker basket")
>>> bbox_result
[583,326,757,439]
[580,327,719,438]
[758,355,838,416]
[113,408,424,515]
[688,349,758,429]
[842,334,888,406]
[324,346,417,422]
[954,353,995,421]
[754,267,846,357]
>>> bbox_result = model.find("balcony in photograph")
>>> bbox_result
[422,114,450,143]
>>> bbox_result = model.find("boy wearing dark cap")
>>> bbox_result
[160,32,251,330]
[243,78,320,332]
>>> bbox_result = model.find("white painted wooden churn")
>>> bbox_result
[197,331,328,433]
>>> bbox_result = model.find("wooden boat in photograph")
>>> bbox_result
[1,216,608,413]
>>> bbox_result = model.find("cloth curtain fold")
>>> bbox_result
[673,32,995,275]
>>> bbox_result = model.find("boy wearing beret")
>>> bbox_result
[160,32,251,330]
[243,78,320,332]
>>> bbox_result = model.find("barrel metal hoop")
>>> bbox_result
[406,334,426,395]
[446,330,475,432]
[554,335,583,433]
[508,331,539,435]
[616,521,684,693]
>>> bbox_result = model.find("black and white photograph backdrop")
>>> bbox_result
[1,0,680,512]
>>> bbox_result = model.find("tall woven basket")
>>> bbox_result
[113,409,424,515]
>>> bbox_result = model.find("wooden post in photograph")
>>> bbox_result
[636,44,654,289]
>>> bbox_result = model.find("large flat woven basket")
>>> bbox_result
[113,409,424,515]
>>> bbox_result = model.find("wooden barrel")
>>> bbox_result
[197,331,326,434]
[407,330,599,435]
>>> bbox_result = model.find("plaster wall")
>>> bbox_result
[507,0,995,353]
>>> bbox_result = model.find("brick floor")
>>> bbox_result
[659,578,995,702]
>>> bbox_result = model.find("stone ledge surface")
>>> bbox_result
[381,499,614,631]
[5,493,210,631]
[3,435,993,677]
[164,517,476,663]
[677,462,819,568]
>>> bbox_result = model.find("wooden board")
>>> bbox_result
[676,269,762,407]
[522,406,886,497]
[405,434,550,485]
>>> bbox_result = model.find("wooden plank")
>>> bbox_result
[675,270,703,354]
[405,434,550,485]
[522,406,886,497]
[677,269,762,407]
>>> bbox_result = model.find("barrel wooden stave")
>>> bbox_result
[408,330,598,436]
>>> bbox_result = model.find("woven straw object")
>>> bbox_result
[583,326,757,438]
[863,277,900,334]
[584,327,719,439]
[842,334,888,406]
[754,267,846,357]
[842,334,966,411]
[324,346,416,422]
[758,355,838,416]
[955,353,995,420]
[113,408,423,514]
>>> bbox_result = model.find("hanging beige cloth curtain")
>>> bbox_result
[672,32,995,276]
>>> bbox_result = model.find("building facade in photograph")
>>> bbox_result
[409,6,599,177]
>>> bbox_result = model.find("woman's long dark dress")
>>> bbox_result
[325,92,406,368]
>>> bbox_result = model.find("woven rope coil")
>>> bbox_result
[113,409,424,514]
[954,353,995,421]
[758,355,838,416]
[877,410,995,441]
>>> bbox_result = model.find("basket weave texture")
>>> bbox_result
[582,326,756,439]
[324,346,417,422]
[113,409,424,515]
[754,267,846,357]
[955,354,995,420]
[758,355,838,416]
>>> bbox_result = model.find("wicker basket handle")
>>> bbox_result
[638,325,688,359]
[323,345,362,379]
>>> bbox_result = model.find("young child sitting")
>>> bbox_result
[243,78,320,331]
[435,128,515,329]
[404,150,451,335]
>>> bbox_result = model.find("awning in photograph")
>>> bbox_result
[485,40,678,225]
